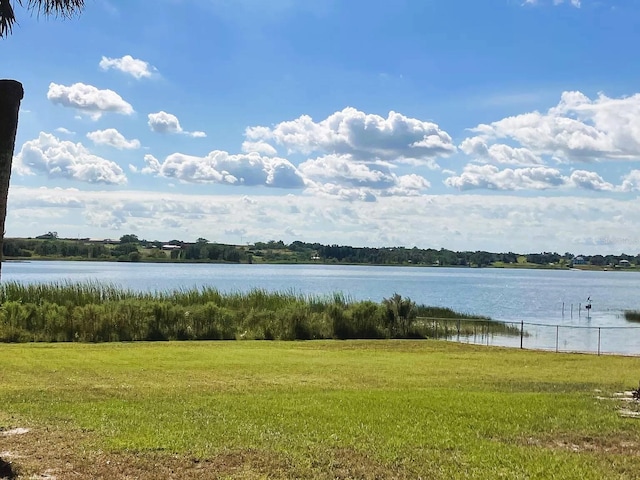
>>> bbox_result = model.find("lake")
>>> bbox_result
[4,261,640,354]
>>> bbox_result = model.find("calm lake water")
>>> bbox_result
[4,261,640,354]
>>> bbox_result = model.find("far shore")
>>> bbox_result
[5,255,640,272]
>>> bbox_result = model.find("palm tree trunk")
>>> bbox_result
[0,79,24,281]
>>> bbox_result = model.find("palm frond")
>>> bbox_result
[1,0,85,38]
[24,0,84,18]
[0,0,17,37]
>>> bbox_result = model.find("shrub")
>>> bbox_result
[625,310,640,323]
[348,301,385,339]
[383,293,417,338]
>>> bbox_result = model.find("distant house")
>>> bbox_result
[162,244,182,251]
[35,232,58,240]
[572,256,586,266]
[619,259,631,268]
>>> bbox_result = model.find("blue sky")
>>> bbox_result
[4,0,640,253]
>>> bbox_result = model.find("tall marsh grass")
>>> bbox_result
[0,282,515,343]
[624,310,640,323]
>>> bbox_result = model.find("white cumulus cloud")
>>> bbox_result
[141,150,304,189]
[568,170,615,191]
[298,154,430,200]
[245,107,455,166]
[87,128,140,150]
[621,170,640,192]
[13,132,127,185]
[147,111,206,138]
[305,183,378,202]
[47,82,134,120]
[459,136,542,166]
[99,55,156,79]
[299,155,398,189]
[468,91,640,164]
[444,164,565,191]
[445,163,621,192]
[241,141,278,156]
[524,0,581,7]
[141,154,162,175]
[54,127,75,136]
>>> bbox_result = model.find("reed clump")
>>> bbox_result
[0,282,515,343]
[624,310,640,323]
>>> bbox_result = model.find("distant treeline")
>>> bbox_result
[3,236,244,263]
[3,234,638,267]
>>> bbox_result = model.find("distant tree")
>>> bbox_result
[111,243,139,258]
[288,241,311,252]
[206,244,222,260]
[223,247,241,263]
[34,240,59,256]
[438,249,458,266]
[266,240,286,250]
[119,234,139,244]
[499,252,518,264]
[470,251,494,268]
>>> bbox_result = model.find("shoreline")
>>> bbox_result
[4,256,639,272]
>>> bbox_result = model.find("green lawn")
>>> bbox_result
[1,341,640,479]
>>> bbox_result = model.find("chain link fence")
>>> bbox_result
[418,317,640,356]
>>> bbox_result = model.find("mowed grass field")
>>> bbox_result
[1,341,640,479]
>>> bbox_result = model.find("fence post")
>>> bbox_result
[520,319,524,349]
[598,327,601,356]
[556,325,559,353]
[457,318,460,337]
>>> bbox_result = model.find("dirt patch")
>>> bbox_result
[0,425,408,479]
[320,448,408,479]
[523,435,640,455]
[599,391,640,419]
[518,390,640,455]
[64,450,298,479]
[0,429,29,437]
[0,427,296,480]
